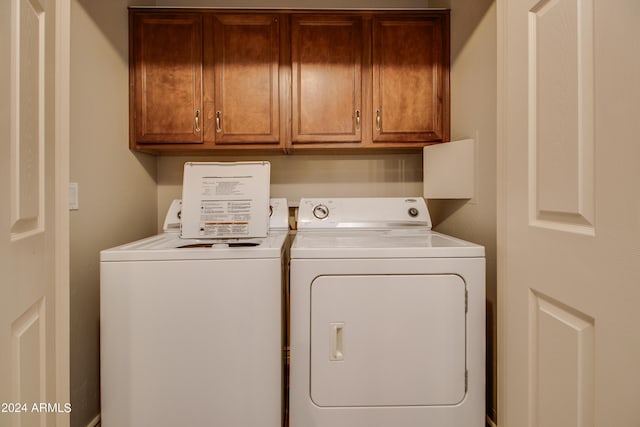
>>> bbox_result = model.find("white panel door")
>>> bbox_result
[310,274,466,407]
[0,0,70,426]
[498,0,640,426]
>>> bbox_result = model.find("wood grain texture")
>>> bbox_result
[291,14,363,143]
[129,9,450,154]
[373,14,449,143]
[210,14,281,145]
[132,13,203,144]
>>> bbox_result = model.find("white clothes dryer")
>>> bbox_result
[289,197,485,427]
[100,199,289,427]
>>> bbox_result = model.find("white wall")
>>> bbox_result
[428,0,497,421]
[70,1,156,426]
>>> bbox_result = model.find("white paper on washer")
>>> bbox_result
[180,161,271,239]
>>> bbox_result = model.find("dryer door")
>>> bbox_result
[310,274,466,407]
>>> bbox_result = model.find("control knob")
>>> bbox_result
[312,204,330,220]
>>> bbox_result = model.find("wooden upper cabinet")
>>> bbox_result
[128,9,450,153]
[204,14,281,145]
[291,15,363,144]
[131,13,203,144]
[372,14,450,144]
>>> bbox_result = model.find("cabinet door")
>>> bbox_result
[372,14,449,143]
[291,15,363,144]
[205,14,281,145]
[131,14,203,144]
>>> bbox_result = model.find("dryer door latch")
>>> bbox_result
[330,322,345,361]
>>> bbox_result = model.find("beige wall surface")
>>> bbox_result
[429,0,497,421]
[69,1,156,426]
[68,0,498,425]
[157,154,424,226]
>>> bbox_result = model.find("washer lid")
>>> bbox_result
[100,230,288,262]
[291,230,484,258]
[180,161,271,239]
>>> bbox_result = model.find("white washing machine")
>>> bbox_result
[289,197,485,427]
[100,199,289,427]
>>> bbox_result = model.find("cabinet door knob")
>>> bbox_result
[194,109,201,132]
[355,109,361,131]
[215,111,222,133]
[376,108,382,132]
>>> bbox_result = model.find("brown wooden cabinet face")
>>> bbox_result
[205,15,280,145]
[132,14,203,144]
[372,15,449,143]
[129,10,450,153]
[291,15,363,144]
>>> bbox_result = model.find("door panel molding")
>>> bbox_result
[11,298,47,424]
[528,290,595,427]
[10,0,45,240]
[528,0,595,235]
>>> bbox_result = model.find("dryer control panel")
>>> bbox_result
[297,198,432,230]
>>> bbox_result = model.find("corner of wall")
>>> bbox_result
[70,1,158,426]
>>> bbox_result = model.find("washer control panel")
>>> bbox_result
[297,198,432,230]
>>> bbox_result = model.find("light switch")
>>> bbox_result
[69,182,79,210]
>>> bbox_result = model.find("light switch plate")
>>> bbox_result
[69,182,79,210]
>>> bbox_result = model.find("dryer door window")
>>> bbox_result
[310,274,466,407]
